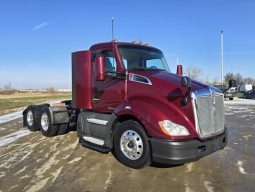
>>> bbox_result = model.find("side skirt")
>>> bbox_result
[79,137,111,153]
[77,111,117,152]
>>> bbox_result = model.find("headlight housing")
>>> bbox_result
[159,120,190,136]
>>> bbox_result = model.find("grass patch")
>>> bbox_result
[237,92,244,98]
[0,92,71,112]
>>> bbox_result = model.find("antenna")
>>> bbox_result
[112,17,114,40]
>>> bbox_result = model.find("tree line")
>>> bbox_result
[185,66,254,86]
[224,72,255,86]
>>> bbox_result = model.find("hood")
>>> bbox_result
[129,70,208,91]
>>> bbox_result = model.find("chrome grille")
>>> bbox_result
[192,88,225,138]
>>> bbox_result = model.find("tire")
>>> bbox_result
[24,106,39,132]
[113,120,151,169]
[39,106,58,137]
[229,97,234,100]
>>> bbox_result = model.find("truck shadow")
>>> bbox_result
[150,162,184,169]
[65,124,77,133]
[111,149,183,169]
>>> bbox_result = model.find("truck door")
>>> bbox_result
[92,50,124,113]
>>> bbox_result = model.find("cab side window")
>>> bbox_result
[92,50,117,78]
[102,51,116,76]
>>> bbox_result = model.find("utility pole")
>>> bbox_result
[220,29,225,85]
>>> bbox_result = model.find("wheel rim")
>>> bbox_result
[27,110,34,127]
[120,130,143,160]
[41,113,49,131]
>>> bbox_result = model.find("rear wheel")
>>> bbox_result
[24,107,39,131]
[39,107,58,137]
[113,120,151,169]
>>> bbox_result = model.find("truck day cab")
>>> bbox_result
[23,41,227,169]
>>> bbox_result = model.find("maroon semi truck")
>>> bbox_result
[23,41,227,168]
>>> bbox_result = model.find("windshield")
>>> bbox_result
[118,45,170,72]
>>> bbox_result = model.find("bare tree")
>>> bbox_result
[243,77,254,84]
[186,66,202,80]
[224,72,234,85]
[233,73,243,85]
[46,87,56,93]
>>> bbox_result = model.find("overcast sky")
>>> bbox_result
[0,0,255,89]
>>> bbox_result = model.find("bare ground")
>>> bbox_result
[0,102,255,192]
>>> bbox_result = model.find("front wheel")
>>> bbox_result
[113,120,151,169]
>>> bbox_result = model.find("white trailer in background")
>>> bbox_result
[238,84,252,93]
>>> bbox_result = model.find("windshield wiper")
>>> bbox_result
[128,67,147,70]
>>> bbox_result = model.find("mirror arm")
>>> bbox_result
[180,76,192,106]
[181,87,191,106]
[116,72,127,80]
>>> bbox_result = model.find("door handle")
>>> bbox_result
[92,98,100,102]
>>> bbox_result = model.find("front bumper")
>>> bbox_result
[150,129,228,164]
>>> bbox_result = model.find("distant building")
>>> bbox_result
[18,88,71,92]
[57,89,72,92]
[19,89,38,92]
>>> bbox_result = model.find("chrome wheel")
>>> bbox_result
[27,110,34,127]
[120,130,143,160]
[41,113,49,131]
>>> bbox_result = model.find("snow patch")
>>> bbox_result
[185,181,192,192]
[186,163,194,172]
[237,160,247,175]
[9,185,19,190]
[0,129,31,147]
[20,175,30,179]
[36,152,60,177]
[26,177,49,192]
[225,112,235,115]
[225,99,255,106]
[104,171,113,190]
[239,114,252,118]
[0,171,5,179]
[0,100,62,124]
[14,166,28,175]
[68,157,82,164]
[51,166,63,183]
[243,134,252,141]
[62,154,71,160]
[204,181,214,192]
[0,110,23,124]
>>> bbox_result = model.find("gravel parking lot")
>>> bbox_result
[0,99,255,192]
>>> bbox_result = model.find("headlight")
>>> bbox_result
[158,120,190,136]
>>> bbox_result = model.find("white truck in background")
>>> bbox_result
[238,84,252,93]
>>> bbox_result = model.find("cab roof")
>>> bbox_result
[89,41,159,52]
